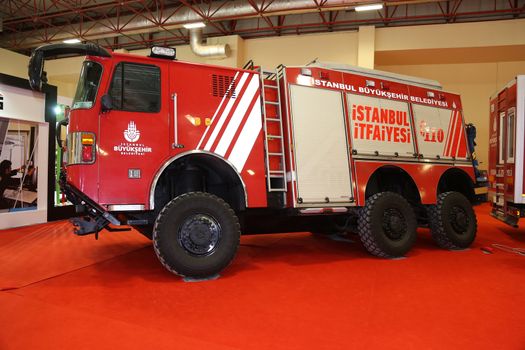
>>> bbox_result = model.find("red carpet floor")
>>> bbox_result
[1,203,524,349]
[0,221,151,290]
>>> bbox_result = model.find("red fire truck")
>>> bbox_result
[29,44,479,278]
[489,76,525,227]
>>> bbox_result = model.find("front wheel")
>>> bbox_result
[153,192,241,278]
[427,191,477,249]
[358,192,417,258]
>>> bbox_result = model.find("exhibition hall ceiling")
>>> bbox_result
[0,0,524,54]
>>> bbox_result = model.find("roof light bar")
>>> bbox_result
[183,22,206,29]
[150,46,176,60]
[355,3,383,12]
[63,38,81,44]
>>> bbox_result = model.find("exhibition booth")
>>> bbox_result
[0,73,67,229]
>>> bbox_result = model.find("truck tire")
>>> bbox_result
[358,192,417,258]
[427,191,477,249]
[153,192,241,278]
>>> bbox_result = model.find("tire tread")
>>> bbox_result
[152,192,240,277]
[427,191,477,249]
[358,192,416,258]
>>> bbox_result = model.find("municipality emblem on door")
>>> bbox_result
[124,121,140,142]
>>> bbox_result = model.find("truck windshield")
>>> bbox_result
[72,61,102,110]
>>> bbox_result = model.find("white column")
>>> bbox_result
[358,26,376,69]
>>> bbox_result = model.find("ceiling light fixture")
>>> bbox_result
[355,3,383,12]
[182,22,206,29]
[63,38,81,44]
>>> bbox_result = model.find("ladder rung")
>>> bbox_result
[260,67,287,195]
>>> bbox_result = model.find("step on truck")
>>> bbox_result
[489,75,525,227]
[29,44,481,278]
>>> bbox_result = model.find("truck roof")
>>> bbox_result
[490,75,525,100]
[108,51,255,75]
[302,61,443,91]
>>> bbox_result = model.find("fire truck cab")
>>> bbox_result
[489,75,525,227]
[29,43,479,278]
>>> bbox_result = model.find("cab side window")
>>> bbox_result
[109,62,161,113]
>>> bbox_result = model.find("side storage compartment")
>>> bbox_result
[288,85,353,206]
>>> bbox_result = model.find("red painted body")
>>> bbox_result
[353,161,474,205]
[65,52,476,214]
[68,53,268,210]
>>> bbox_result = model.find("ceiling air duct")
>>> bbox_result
[189,28,230,58]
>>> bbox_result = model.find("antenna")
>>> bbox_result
[305,58,318,66]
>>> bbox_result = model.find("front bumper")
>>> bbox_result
[60,173,120,236]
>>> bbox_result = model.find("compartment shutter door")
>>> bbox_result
[289,85,352,204]
[412,104,468,160]
[346,94,414,157]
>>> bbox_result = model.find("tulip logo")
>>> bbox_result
[124,121,140,143]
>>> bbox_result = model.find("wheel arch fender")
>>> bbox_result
[437,167,475,202]
[364,165,422,205]
[149,150,248,211]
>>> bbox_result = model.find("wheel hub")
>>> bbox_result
[383,208,407,240]
[178,214,221,256]
[450,206,469,233]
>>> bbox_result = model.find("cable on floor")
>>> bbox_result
[491,244,525,256]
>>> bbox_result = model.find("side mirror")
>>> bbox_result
[101,94,113,112]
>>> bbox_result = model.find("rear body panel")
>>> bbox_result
[281,66,473,208]
[489,75,525,225]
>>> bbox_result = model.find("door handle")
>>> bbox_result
[172,93,184,149]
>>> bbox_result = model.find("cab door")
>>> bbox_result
[98,60,170,207]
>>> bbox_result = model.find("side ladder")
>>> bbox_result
[259,68,287,194]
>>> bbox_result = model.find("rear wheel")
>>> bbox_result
[153,192,240,278]
[427,191,477,249]
[358,192,417,258]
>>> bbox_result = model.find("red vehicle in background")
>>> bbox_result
[29,43,481,278]
[489,75,525,227]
